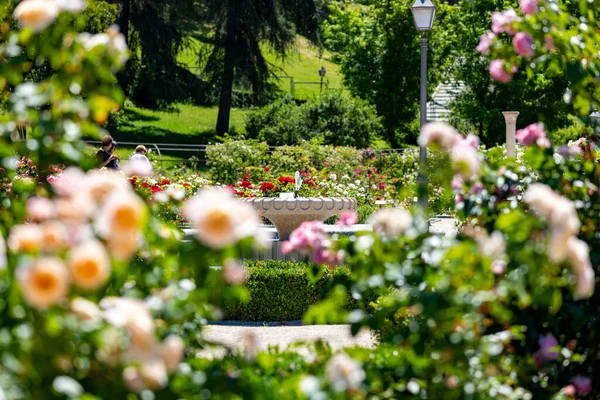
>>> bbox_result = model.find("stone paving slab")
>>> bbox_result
[198,324,374,359]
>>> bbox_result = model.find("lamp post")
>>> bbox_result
[319,66,327,95]
[410,0,436,212]
[591,111,600,130]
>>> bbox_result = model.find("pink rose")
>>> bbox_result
[533,334,559,366]
[516,123,549,148]
[476,32,495,54]
[451,176,464,191]
[46,175,57,184]
[513,32,534,56]
[491,9,519,35]
[489,59,515,84]
[337,212,358,226]
[491,260,506,275]
[561,385,576,397]
[519,0,537,15]
[570,376,592,396]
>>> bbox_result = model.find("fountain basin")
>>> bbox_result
[241,197,357,240]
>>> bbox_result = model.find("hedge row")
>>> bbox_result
[223,260,363,322]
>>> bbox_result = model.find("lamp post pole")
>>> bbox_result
[319,66,327,96]
[410,0,435,213]
[417,33,429,211]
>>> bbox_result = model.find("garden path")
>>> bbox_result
[199,324,374,359]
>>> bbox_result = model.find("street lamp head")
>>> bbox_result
[319,66,327,77]
[410,0,436,32]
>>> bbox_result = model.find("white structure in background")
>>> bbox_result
[426,79,466,122]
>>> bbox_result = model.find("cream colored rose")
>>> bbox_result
[223,259,248,285]
[17,258,69,308]
[26,197,56,221]
[139,358,168,390]
[67,240,111,290]
[70,297,102,322]
[40,220,68,252]
[13,0,60,32]
[101,297,157,355]
[8,224,43,253]
[55,194,94,223]
[107,232,141,260]
[367,208,413,238]
[161,335,185,373]
[183,188,261,249]
[86,170,130,204]
[96,191,146,238]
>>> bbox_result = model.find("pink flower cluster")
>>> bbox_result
[515,123,550,148]
[491,9,519,35]
[519,0,537,15]
[533,333,559,366]
[513,32,534,57]
[281,221,342,268]
[489,60,518,84]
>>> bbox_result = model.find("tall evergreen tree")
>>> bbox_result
[200,0,320,136]
[111,0,202,108]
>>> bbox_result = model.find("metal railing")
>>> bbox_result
[86,140,410,168]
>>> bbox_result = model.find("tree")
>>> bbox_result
[109,0,203,108]
[444,0,571,145]
[323,0,452,147]
[200,0,320,136]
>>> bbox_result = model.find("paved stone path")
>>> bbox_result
[199,324,374,358]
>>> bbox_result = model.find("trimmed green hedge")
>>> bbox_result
[223,260,357,321]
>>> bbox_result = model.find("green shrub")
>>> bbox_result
[223,261,360,321]
[549,115,594,144]
[244,93,384,147]
[206,137,269,184]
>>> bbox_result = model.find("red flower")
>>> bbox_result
[260,182,275,192]
[183,182,191,187]
[151,186,163,193]
[243,173,250,179]
[240,179,253,189]
[306,178,316,188]
[159,179,171,186]
[300,171,310,177]
[141,182,150,189]
[264,167,270,171]
[278,176,294,185]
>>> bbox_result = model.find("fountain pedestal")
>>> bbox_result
[241,197,357,240]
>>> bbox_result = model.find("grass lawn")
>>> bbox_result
[178,36,345,100]
[113,36,347,147]
[113,104,246,145]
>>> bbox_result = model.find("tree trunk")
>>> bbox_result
[120,0,130,45]
[216,17,236,136]
[387,124,399,148]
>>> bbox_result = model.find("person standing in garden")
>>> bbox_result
[130,145,151,166]
[97,135,119,170]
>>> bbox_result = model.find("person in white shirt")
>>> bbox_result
[130,145,151,165]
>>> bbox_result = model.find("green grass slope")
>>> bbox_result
[178,36,344,100]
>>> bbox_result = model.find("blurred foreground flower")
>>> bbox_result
[13,0,60,32]
[326,353,365,393]
[183,188,262,249]
[17,258,69,308]
[367,208,412,238]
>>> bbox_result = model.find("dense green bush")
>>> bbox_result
[84,0,119,34]
[223,261,364,321]
[206,138,269,183]
[268,139,362,175]
[244,93,384,147]
[549,115,595,144]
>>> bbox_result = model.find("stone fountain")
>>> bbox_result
[242,197,357,240]
[242,171,357,241]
